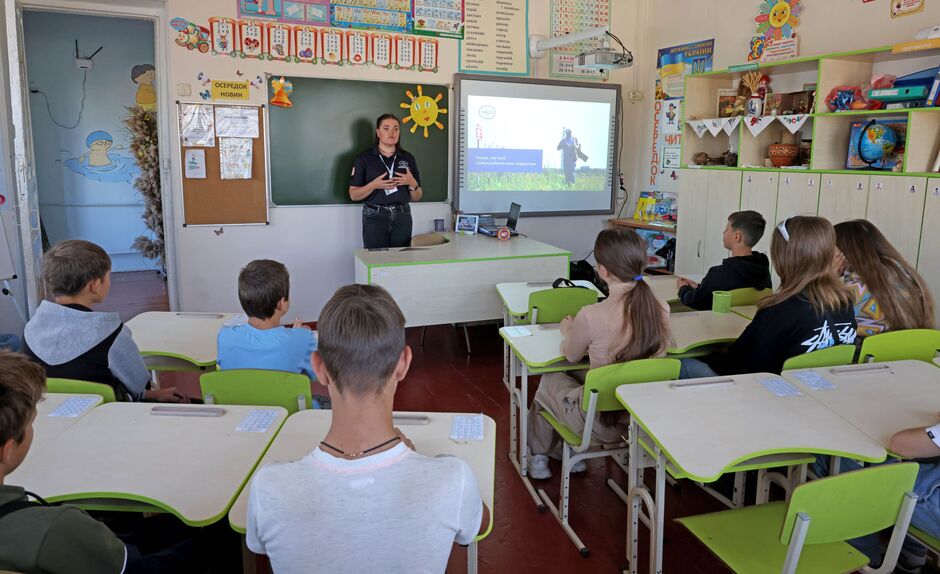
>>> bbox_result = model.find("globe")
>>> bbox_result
[858,122,898,165]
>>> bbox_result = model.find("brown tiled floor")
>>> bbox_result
[165,323,734,573]
[98,271,169,321]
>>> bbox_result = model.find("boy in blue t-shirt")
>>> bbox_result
[217,259,317,378]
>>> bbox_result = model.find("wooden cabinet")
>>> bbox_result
[703,171,744,271]
[817,174,869,225]
[917,179,940,327]
[677,169,742,276]
[867,176,927,264]
[676,169,710,276]
[776,172,820,222]
[740,171,779,256]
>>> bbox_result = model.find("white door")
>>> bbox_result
[3,1,43,313]
[776,172,820,222]
[867,176,927,264]
[703,171,742,272]
[817,174,869,225]
[676,169,709,276]
[918,179,940,327]
[740,171,778,256]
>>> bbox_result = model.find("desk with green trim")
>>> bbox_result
[354,233,570,327]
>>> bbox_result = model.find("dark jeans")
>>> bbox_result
[362,204,412,248]
[105,513,241,574]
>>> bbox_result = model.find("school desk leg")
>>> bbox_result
[507,359,543,509]
[508,351,518,464]
[150,369,161,390]
[467,541,478,574]
[652,445,666,574]
[502,309,511,390]
[626,419,641,574]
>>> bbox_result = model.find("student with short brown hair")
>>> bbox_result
[681,216,858,378]
[246,284,486,573]
[0,350,242,573]
[527,227,672,479]
[677,210,772,310]
[217,259,317,377]
[22,240,185,402]
[834,219,935,337]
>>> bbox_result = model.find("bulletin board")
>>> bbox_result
[178,103,269,225]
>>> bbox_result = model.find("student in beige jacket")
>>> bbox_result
[527,228,672,479]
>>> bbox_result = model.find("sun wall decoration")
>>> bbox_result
[400,85,446,138]
[748,0,803,61]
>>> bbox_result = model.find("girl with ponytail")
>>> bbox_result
[527,228,671,480]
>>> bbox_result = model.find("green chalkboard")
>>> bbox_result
[268,76,450,206]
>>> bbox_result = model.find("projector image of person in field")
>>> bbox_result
[557,128,589,186]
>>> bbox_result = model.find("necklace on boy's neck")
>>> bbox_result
[320,436,401,459]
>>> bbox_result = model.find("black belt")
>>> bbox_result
[365,203,408,213]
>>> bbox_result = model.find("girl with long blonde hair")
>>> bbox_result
[680,216,857,378]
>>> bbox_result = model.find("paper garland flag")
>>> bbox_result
[723,116,742,135]
[778,113,809,134]
[706,118,723,136]
[687,120,708,138]
[746,115,776,136]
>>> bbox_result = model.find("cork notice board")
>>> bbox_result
[179,103,268,225]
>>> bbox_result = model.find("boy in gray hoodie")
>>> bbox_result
[22,240,186,402]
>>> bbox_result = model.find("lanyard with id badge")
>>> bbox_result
[380,154,398,196]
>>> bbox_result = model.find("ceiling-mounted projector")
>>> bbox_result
[577,48,633,70]
[530,27,634,71]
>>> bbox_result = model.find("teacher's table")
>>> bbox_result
[9,402,286,526]
[354,233,569,327]
[783,360,940,450]
[228,409,496,574]
[126,311,236,373]
[616,374,886,574]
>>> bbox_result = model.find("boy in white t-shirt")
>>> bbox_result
[246,284,487,574]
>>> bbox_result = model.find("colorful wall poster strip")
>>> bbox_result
[459,0,528,75]
[413,0,465,39]
[549,0,610,80]
[331,3,412,33]
[649,39,714,192]
[237,0,331,26]
[170,15,441,71]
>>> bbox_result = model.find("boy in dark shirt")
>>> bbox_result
[677,210,773,310]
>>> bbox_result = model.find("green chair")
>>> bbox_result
[46,378,118,403]
[199,369,313,415]
[527,288,598,325]
[677,463,918,574]
[857,329,940,364]
[782,345,857,371]
[535,358,681,557]
[728,287,774,306]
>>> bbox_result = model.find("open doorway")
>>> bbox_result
[21,9,167,321]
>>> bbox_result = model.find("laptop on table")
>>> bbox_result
[478,202,521,237]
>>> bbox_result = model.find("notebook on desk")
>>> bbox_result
[478,202,521,237]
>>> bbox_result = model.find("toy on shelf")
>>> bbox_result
[826,76,891,112]
[691,150,738,167]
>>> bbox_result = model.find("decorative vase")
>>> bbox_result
[768,143,799,167]
[746,95,763,117]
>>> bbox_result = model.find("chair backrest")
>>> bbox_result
[527,288,598,325]
[199,369,312,415]
[780,463,917,545]
[727,287,774,306]
[410,233,448,247]
[858,329,940,363]
[46,378,117,403]
[582,358,682,412]
[782,345,857,371]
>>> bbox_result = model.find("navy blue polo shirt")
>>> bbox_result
[349,147,421,206]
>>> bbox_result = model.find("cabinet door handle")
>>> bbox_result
[697,240,702,258]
